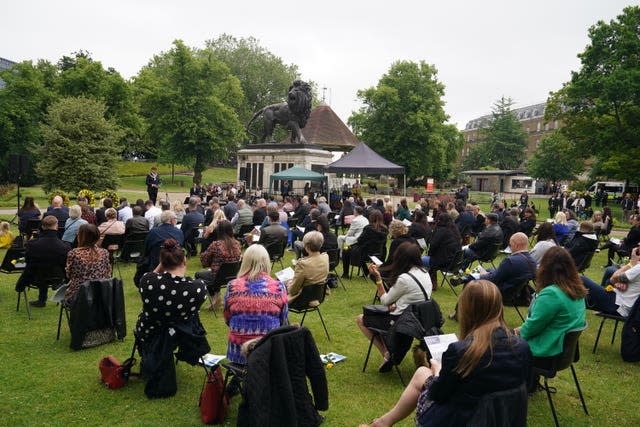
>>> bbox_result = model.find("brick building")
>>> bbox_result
[460,101,560,164]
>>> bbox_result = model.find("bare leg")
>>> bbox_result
[356,314,388,358]
[360,367,434,427]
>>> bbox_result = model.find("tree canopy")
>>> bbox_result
[527,131,583,183]
[348,60,463,181]
[546,6,640,183]
[34,97,123,192]
[462,97,527,171]
[135,40,245,183]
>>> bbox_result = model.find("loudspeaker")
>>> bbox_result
[8,154,29,178]
[239,167,247,182]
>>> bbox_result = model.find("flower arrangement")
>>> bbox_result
[100,189,119,204]
[78,189,96,207]
[48,190,70,206]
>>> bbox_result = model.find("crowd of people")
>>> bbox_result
[7,175,640,425]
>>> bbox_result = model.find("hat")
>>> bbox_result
[579,221,594,233]
[486,213,499,222]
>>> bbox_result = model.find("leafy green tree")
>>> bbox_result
[461,143,493,171]
[0,60,58,185]
[135,40,245,183]
[205,34,300,125]
[34,97,123,192]
[479,97,528,169]
[527,131,584,183]
[348,60,462,181]
[546,6,640,183]
[56,52,143,151]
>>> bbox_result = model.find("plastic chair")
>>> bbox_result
[533,324,589,427]
[438,250,464,296]
[288,281,330,340]
[325,248,346,291]
[592,312,627,354]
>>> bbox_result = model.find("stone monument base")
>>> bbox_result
[237,144,333,195]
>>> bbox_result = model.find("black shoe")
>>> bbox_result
[29,301,46,308]
[341,273,350,279]
[379,358,393,373]
[450,277,462,287]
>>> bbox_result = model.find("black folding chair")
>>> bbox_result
[288,281,330,340]
[325,248,346,291]
[265,240,285,271]
[438,250,464,296]
[476,242,502,270]
[17,265,66,320]
[533,324,589,427]
[592,311,627,354]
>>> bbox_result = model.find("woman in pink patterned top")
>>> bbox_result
[223,244,288,364]
[65,224,112,304]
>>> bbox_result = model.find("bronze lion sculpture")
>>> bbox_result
[247,80,312,144]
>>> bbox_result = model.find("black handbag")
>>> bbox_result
[362,304,394,330]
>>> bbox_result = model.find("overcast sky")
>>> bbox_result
[3,1,634,128]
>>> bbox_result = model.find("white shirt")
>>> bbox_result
[380,267,432,315]
[145,206,162,229]
[118,205,132,223]
[344,215,369,245]
[616,264,640,317]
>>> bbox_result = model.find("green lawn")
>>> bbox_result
[1,237,639,426]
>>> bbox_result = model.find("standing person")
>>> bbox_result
[146,166,161,205]
[622,193,634,223]
[360,280,531,427]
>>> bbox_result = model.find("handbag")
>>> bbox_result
[362,304,394,330]
[199,365,229,424]
[99,356,136,389]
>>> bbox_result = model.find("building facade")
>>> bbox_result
[0,57,16,89]
[460,102,560,164]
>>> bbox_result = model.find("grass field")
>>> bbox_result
[1,234,639,426]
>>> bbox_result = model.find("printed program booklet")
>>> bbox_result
[320,352,347,364]
[200,354,226,367]
[424,333,458,364]
[275,267,295,283]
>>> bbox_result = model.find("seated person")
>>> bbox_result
[17,196,41,237]
[357,242,431,372]
[258,210,288,251]
[565,221,598,269]
[499,209,520,249]
[361,280,531,427]
[135,239,209,398]
[196,220,241,309]
[381,220,415,268]
[552,211,569,245]
[342,210,388,278]
[125,206,150,237]
[582,246,640,318]
[62,205,88,245]
[519,207,537,237]
[316,215,338,253]
[0,221,15,249]
[530,222,557,266]
[453,233,536,300]
[602,214,640,266]
[224,244,288,365]
[421,213,461,271]
[515,247,586,389]
[64,224,112,305]
[409,209,432,243]
[143,211,184,271]
[337,206,369,249]
[460,213,502,270]
[293,208,321,259]
[181,197,205,256]
[286,231,329,304]
[97,208,125,246]
[15,216,70,307]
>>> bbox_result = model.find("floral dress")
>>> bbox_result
[65,246,112,303]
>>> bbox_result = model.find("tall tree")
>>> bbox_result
[0,60,58,185]
[348,60,462,181]
[527,131,584,183]
[135,40,244,183]
[546,6,640,183]
[479,97,528,170]
[56,52,143,151]
[34,97,123,192]
[205,34,301,125]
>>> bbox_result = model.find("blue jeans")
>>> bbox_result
[581,275,619,315]
[600,265,619,287]
[421,256,430,269]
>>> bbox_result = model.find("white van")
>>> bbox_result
[588,181,639,200]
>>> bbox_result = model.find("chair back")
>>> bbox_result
[213,261,241,288]
[555,325,586,371]
[465,383,528,427]
[576,250,596,273]
[237,224,254,237]
[444,250,464,274]
[26,219,42,237]
[265,240,285,261]
[289,281,326,311]
[481,242,502,262]
[101,234,125,250]
[121,232,147,262]
[33,264,66,287]
[287,217,299,228]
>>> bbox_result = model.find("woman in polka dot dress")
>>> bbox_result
[224,244,288,365]
[135,239,207,342]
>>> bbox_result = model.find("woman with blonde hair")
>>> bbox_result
[203,209,226,240]
[552,211,569,243]
[361,280,531,427]
[223,244,288,365]
[172,200,186,223]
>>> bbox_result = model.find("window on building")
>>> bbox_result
[544,123,549,131]
[536,122,541,132]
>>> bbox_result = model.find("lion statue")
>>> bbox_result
[247,80,312,144]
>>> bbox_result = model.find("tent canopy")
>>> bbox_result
[269,166,328,193]
[324,142,405,174]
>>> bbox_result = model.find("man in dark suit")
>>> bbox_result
[181,197,205,256]
[461,213,503,270]
[15,216,70,307]
[145,166,161,205]
[43,196,69,236]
